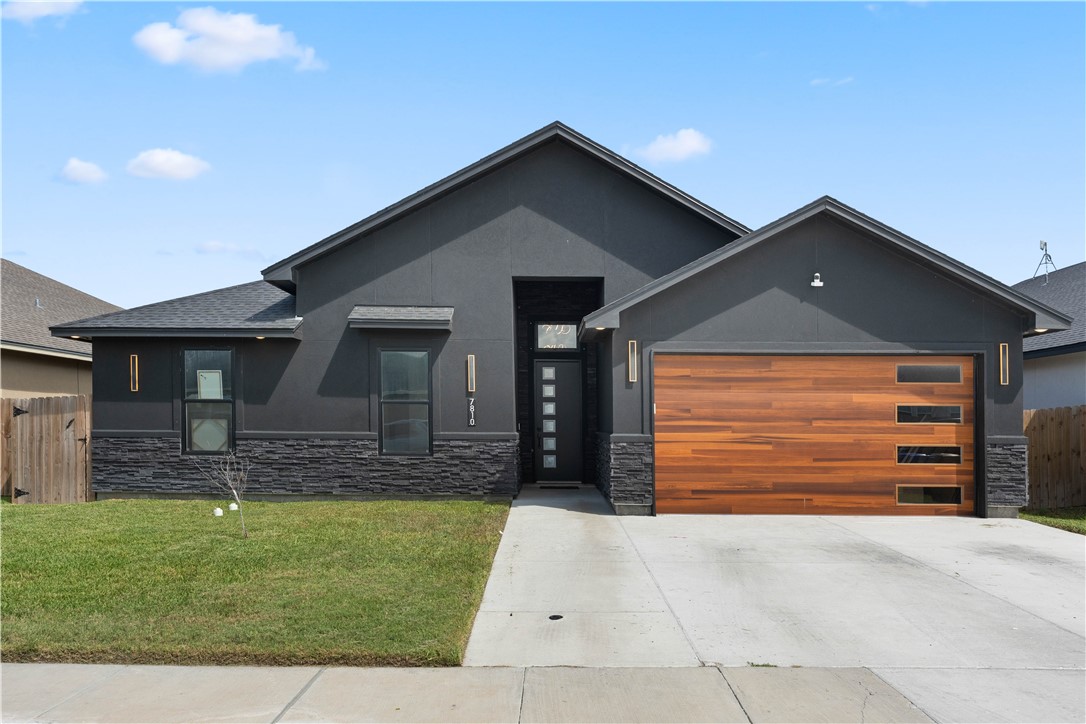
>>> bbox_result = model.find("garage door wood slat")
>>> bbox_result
[654,354,975,516]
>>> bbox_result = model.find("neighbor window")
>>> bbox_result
[380,349,431,455]
[183,349,234,454]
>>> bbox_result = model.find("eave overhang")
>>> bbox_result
[1,341,93,361]
[49,322,302,341]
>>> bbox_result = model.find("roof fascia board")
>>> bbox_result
[1,342,92,361]
[261,122,749,284]
[48,327,301,340]
[1024,342,1086,359]
[583,198,1074,332]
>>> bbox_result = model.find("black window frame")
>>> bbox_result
[378,347,433,456]
[181,347,236,455]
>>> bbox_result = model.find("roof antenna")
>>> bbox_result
[1033,240,1057,284]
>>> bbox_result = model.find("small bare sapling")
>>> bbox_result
[195,452,251,538]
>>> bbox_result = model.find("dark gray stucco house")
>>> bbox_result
[52,123,1072,517]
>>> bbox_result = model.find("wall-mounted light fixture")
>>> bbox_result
[129,354,139,392]
[255,336,265,341]
[627,340,638,383]
[999,343,1010,386]
[595,326,606,331]
[466,354,477,393]
[811,273,824,288]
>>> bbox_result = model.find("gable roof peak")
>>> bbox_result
[260,122,749,290]
[582,195,1074,335]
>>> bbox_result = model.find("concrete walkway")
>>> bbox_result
[3,662,935,723]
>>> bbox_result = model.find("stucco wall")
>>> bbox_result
[91,140,739,438]
[1023,351,1086,409]
[608,214,1029,440]
[0,349,93,398]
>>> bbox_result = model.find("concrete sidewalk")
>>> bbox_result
[3,662,938,723]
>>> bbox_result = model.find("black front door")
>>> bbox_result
[533,359,583,482]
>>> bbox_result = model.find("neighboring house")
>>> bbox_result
[53,123,1072,517]
[1,259,122,398]
[1011,262,1086,410]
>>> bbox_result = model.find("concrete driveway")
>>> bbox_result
[465,487,1086,722]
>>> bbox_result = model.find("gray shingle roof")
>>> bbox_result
[1012,261,1085,353]
[50,281,299,338]
[1,259,122,357]
[348,305,454,330]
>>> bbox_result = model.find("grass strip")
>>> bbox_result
[1,498,508,666]
[1020,506,1086,535]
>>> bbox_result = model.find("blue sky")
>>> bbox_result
[3,1,1083,309]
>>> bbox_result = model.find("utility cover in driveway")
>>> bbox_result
[653,354,976,514]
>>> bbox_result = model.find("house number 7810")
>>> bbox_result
[468,397,476,426]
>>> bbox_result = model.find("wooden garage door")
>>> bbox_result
[654,355,975,515]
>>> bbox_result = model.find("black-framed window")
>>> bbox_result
[182,349,234,454]
[379,349,431,455]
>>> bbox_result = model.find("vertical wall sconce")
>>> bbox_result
[129,354,140,392]
[466,354,477,393]
[999,343,1010,386]
[627,340,638,383]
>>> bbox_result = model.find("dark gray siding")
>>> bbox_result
[607,215,1029,438]
[92,140,739,441]
[284,140,738,437]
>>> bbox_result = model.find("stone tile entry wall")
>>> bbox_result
[985,436,1029,513]
[596,433,654,515]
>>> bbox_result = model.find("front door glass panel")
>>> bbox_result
[534,359,582,481]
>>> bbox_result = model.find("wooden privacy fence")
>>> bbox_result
[1023,405,1086,509]
[1,395,91,504]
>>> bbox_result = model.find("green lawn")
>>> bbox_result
[1,498,508,666]
[1021,506,1086,535]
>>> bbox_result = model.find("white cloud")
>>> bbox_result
[1,0,82,24]
[811,76,854,87]
[127,148,211,180]
[635,128,713,163]
[133,7,325,73]
[60,157,107,184]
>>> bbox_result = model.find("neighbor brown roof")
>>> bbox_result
[1,259,122,358]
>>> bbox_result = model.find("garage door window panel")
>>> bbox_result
[897,446,962,465]
[897,486,963,505]
[896,405,963,424]
[896,364,962,384]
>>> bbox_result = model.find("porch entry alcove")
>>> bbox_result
[514,279,601,486]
